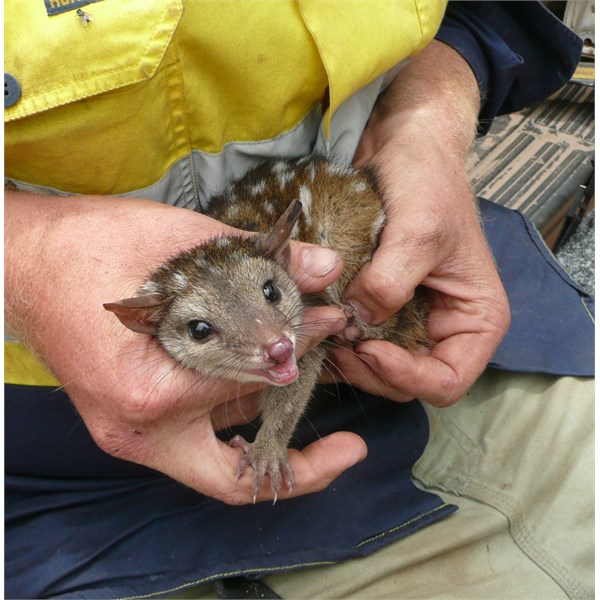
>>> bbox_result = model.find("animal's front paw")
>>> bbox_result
[230,434,294,503]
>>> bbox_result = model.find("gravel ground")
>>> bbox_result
[555,209,595,296]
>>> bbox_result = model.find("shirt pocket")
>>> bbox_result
[5,0,183,122]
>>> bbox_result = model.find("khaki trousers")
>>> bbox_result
[189,371,595,599]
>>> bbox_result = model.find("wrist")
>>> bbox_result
[356,40,480,168]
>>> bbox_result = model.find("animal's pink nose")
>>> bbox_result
[265,337,294,364]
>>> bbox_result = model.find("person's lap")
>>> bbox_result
[253,371,593,599]
[101,370,595,599]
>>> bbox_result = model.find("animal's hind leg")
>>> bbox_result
[340,302,390,342]
[340,294,430,353]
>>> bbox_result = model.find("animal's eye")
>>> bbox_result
[187,320,214,341]
[262,280,281,303]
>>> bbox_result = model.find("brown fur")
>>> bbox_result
[209,157,429,350]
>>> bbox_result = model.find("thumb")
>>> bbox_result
[140,413,368,506]
[344,221,436,325]
[250,431,368,503]
[288,241,344,293]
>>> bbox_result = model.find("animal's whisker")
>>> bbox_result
[319,339,397,393]
[320,356,366,416]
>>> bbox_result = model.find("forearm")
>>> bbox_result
[5,192,36,343]
[5,191,72,349]
[356,39,480,168]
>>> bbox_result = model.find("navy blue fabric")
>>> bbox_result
[5,384,155,479]
[5,385,455,599]
[481,199,594,375]
[436,1,583,134]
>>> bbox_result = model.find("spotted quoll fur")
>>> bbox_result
[207,157,429,349]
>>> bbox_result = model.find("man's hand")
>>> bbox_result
[5,192,367,504]
[331,40,510,407]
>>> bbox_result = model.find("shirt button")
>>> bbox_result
[4,73,21,108]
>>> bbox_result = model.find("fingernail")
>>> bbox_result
[347,300,373,325]
[355,345,374,357]
[330,316,348,335]
[302,247,342,278]
[355,346,377,366]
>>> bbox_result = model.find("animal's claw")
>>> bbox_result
[229,435,294,501]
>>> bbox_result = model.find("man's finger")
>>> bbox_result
[288,241,343,293]
[295,306,347,357]
[351,330,503,407]
[328,343,415,402]
[344,212,443,325]
[148,416,367,506]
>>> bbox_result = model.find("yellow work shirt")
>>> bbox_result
[5,0,446,386]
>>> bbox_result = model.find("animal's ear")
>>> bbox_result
[103,294,171,335]
[257,199,302,267]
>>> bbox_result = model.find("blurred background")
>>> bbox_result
[467,0,594,295]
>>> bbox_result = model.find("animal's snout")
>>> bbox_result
[265,337,294,364]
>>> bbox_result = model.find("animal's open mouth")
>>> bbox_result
[247,355,299,386]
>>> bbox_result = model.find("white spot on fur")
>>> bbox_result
[272,161,289,174]
[224,184,237,201]
[370,210,385,244]
[306,162,317,182]
[298,185,313,226]
[277,170,295,190]
[325,161,352,176]
[316,216,333,247]
[224,204,240,218]
[140,280,160,295]
[250,180,267,195]
[216,238,232,248]
[172,271,189,289]
[271,161,295,189]
[350,180,368,193]
[263,201,275,215]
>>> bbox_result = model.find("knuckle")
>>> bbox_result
[483,289,512,340]
[423,371,463,408]
[359,267,408,312]
[497,297,512,335]
[89,422,142,461]
[119,383,170,424]
[219,490,254,506]
[408,210,448,251]
[122,386,151,416]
